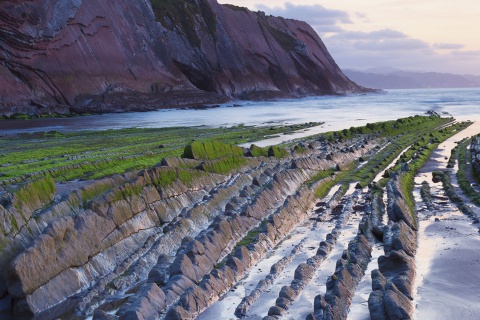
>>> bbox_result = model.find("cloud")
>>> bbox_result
[354,38,429,51]
[252,1,479,74]
[434,43,465,50]
[255,2,351,33]
[326,29,429,52]
[450,50,480,57]
[329,29,408,40]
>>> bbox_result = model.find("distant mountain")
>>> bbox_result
[344,69,480,89]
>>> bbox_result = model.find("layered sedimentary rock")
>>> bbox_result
[471,136,480,177]
[368,170,418,320]
[0,137,378,320]
[0,0,364,116]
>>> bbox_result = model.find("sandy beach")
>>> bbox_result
[413,120,480,319]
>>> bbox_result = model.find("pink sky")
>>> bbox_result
[219,1,480,75]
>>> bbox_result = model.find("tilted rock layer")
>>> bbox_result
[0,0,363,116]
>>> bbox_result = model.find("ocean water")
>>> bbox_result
[1,88,479,135]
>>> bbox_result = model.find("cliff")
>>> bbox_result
[0,0,363,117]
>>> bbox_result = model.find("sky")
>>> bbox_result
[218,1,480,75]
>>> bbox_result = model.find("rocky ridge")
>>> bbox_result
[0,0,364,117]
[0,136,378,319]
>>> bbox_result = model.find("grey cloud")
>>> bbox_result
[255,2,351,29]
[329,29,407,40]
[434,43,465,50]
[353,38,429,51]
[325,38,478,74]
[450,50,480,57]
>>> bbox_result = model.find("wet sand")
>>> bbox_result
[414,120,480,319]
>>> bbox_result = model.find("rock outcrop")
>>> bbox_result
[0,135,379,320]
[0,0,364,116]
[368,170,418,320]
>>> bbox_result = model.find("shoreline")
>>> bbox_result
[413,121,480,319]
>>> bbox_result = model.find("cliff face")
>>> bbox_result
[0,0,362,116]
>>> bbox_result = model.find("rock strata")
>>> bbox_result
[0,0,365,116]
[0,135,378,320]
[368,170,417,320]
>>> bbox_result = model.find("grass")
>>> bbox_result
[308,116,465,200]
[152,168,205,188]
[81,180,117,207]
[456,138,480,206]
[110,183,144,202]
[183,140,244,160]
[0,123,319,189]
[313,162,355,199]
[248,144,268,157]
[12,176,56,213]
[268,146,289,159]
[306,169,335,187]
[202,155,248,175]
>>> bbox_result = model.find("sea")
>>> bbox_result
[1,88,479,139]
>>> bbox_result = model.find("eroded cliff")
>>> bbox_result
[0,0,363,116]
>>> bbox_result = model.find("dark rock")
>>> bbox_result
[93,310,117,320]
[118,283,165,320]
[378,250,415,299]
[306,313,317,320]
[294,263,315,282]
[371,269,388,291]
[275,297,291,310]
[313,294,327,312]
[268,306,286,316]
[368,290,387,320]
[0,0,364,117]
[387,221,417,257]
[165,305,193,320]
[384,283,413,320]
[147,254,170,285]
[279,286,297,301]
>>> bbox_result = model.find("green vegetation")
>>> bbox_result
[236,224,264,248]
[223,4,249,13]
[248,144,268,157]
[264,23,298,51]
[314,164,353,199]
[339,118,467,189]
[153,168,204,188]
[447,141,463,168]
[0,123,318,188]
[110,183,144,202]
[149,0,217,46]
[268,146,289,159]
[10,216,19,232]
[306,169,335,187]
[13,176,56,212]
[202,155,248,175]
[308,117,470,203]
[183,140,244,160]
[81,180,117,207]
[456,138,480,206]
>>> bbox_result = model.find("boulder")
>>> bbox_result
[294,263,315,282]
[384,283,413,320]
[118,283,165,320]
[368,290,387,320]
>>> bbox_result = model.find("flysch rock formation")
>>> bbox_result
[0,0,365,117]
[0,136,379,320]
